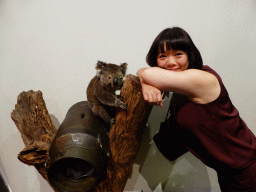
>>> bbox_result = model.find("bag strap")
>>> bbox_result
[165,93,177,120]
[165,102,171,120]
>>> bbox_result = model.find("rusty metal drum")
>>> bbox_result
[47,101,109,192]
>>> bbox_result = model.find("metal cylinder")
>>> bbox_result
[47,101,109,192]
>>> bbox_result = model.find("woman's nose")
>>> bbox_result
[167,56,176,66]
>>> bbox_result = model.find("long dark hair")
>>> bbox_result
[146,27,203,69]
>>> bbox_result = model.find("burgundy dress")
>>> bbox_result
[173,65,256,191]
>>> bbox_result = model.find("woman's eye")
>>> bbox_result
[159,55,166,58]
[176,52,182,56]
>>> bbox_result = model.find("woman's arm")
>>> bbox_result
[140,67,220,104]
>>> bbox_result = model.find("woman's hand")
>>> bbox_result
[141,83,163,107]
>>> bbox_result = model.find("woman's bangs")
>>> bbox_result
[158,38,187,53]
[158,39,171,53]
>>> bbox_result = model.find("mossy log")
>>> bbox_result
[11,74,152,192]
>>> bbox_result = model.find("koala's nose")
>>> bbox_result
[113,77,119,85]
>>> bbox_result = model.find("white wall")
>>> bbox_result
[1,0,256,191]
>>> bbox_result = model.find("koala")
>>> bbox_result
[87,61,128,130]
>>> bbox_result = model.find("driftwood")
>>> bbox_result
[11,74,152,192]
[10,90,59,191]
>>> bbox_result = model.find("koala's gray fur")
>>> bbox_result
[87,61,128,130]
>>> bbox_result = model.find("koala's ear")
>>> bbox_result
[120,63,128,75]
[96,61,107,70]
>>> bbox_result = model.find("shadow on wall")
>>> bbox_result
[133,95,211,192]
[50,114,61,131]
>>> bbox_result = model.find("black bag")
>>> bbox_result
[153,94,188,161]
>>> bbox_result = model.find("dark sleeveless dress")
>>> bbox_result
[172,65,256,191]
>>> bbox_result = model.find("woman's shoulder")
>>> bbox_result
[184,66,221,104]
[183,66,220,88]
[200,65,222,82]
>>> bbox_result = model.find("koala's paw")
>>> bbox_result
[116,99,127,110]
[120,102,127,110]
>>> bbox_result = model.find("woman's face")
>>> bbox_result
[157,47,189,72]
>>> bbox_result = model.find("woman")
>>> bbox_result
[137,27,256,191]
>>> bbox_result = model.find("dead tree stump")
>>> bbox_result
[11,74,152,192]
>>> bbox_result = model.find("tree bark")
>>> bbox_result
[11,74,152,192]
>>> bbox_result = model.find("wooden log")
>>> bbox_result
[95,74,152,192]
[11,74,152,192]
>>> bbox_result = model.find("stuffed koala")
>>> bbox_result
[87,61,128,130]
